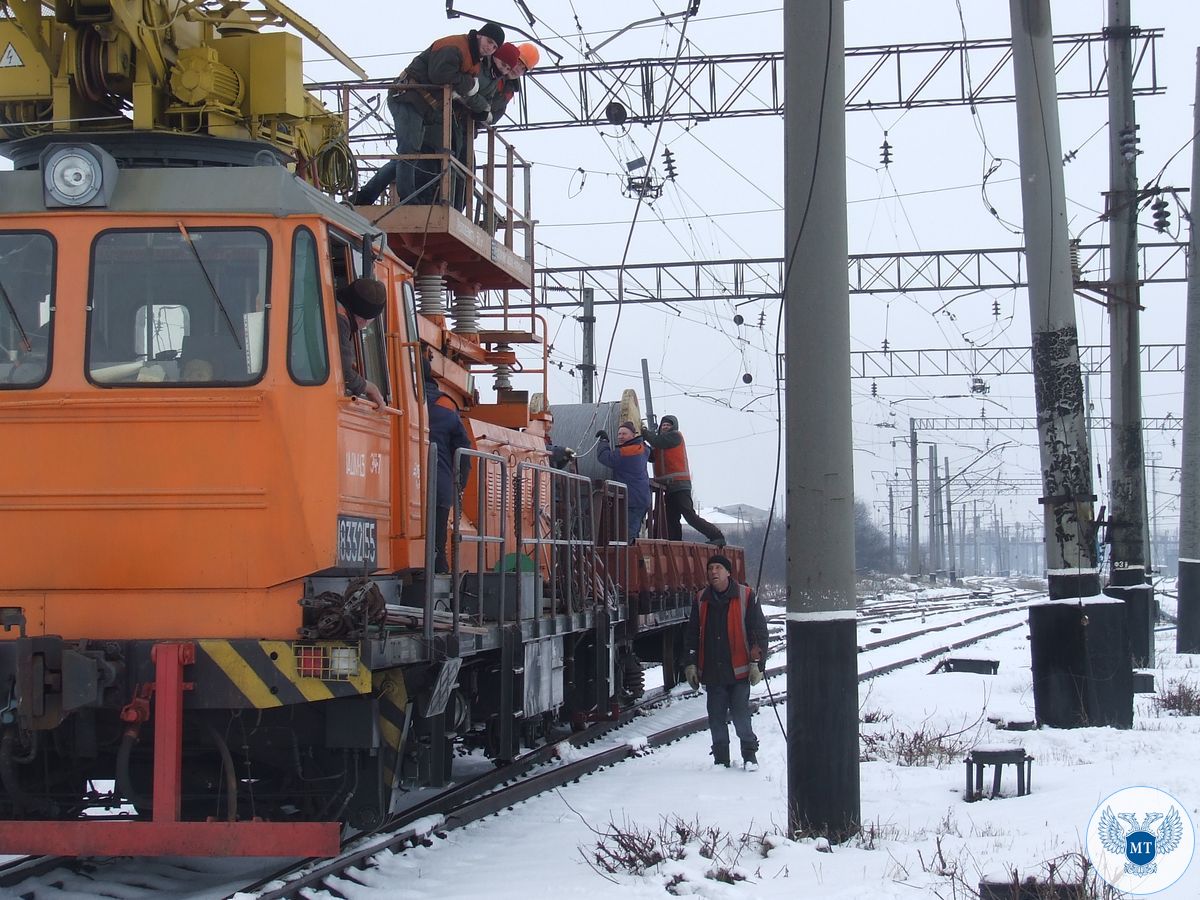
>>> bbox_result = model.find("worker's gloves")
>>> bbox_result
[563,448,577,459]
[748,662,763,686]
[685,664,700,690]
[595,429,609,442]
[473,110,493,124]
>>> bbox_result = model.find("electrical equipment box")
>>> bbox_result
[0,21,54,101]
[215,31,304,119]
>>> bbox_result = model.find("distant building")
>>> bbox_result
[684,503,768,542]
[715,503,771,524]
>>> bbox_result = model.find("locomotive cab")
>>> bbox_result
[0,150,424,640]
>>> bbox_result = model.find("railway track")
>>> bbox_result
[0,591,1046,899]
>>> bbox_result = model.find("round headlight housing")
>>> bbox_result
[43,146,104,206]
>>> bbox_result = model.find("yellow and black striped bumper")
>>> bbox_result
[189,640,372,709]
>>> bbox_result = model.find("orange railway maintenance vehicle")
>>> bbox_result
[0,1,743,857]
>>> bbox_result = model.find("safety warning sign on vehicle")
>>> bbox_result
[0,43,25,68]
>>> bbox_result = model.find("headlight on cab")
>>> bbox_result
[40,143,118,208]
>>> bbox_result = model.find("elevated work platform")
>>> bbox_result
[319,80,536,295]
[365,202,533,292]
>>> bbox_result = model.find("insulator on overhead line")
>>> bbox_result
[1068,238,1082,283]
[1118,125,1140,162]
[1151,197,1171,233]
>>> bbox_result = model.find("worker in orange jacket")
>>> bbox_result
[683,554,768,768]
[643,414,726,545]
[353,22,505,206]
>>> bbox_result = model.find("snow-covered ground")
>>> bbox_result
[8,584,1198,898]
[299,595,1200,899]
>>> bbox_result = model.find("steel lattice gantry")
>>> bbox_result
[852,343,1185,379]
[502,30,1163,130]
[905,415,1181,431]
[534,241,1188,307]
[307,30,1163,140]
[885,477,1045,498]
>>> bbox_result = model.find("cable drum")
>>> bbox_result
[548,388,644,481]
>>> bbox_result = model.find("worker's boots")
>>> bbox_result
[712,744,731,767]
[742,742,759,771]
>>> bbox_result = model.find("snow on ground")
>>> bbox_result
[305,599,1200,900]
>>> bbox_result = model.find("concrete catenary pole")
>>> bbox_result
[945,457,956,583]
[579,287,595,404]
[928,445,941,578]
[1008,0,1101,598]
[909,419,920,575]
[1179,48,1200,654]
[784,0,860,840]
[959,505,967,578]
[1009,0,1127,728]
[1104,0,1154,665]
[888,485,896,571]
[973,500,980,576]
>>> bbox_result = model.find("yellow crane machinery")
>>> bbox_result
[0,0,364,190]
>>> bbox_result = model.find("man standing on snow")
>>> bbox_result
[642,414,726,546]
[684,554,768,768]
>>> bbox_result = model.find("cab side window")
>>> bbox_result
[327,231,389,405]
[288,228,329,384]
[0,231,54,388]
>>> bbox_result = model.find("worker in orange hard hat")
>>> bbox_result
[464,40,539,127]
[516,43,540,70]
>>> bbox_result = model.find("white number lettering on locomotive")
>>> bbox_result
[345,451,366,477]
[336,515,378,567]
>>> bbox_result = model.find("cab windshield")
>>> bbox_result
[0,232,54,388]
[87,228,270,386]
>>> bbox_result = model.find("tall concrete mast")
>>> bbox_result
[784,0,859,838]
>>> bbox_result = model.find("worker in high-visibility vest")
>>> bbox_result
[643,415,726,546]
[683,554,768,769]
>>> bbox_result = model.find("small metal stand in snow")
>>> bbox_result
[930,657,999,675]
[964,746,1033,802]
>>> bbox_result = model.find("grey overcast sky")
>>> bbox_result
[9,1,1199,548]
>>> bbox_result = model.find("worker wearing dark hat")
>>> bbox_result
[683,554,768,769]
[643,414,726,546]
[335,278,387,409]
[353,22,505,206]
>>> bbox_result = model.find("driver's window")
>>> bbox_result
[0,231,54,389]
[328,231,389,405]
